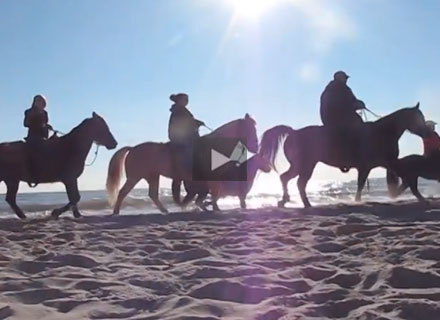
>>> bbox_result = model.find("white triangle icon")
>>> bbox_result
[211,149,231,171]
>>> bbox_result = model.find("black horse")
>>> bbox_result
[387,152,440,203]
[260,103,428,208]
[0,112,117,219]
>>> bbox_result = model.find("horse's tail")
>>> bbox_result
[386,168,401,198]
[259,125,295,169]
[106,146,132,206]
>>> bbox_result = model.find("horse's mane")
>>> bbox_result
[61,117,93,139]
[374,107,413,126]
[206,118,243,137]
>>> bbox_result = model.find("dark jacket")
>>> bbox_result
[24,108,49,140]
[320,80,364,128]
[168,105,204,144]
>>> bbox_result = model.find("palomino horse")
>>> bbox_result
[259,104,428,208]
[106,114,259,214]
[0,113,117,219]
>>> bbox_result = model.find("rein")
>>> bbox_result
[50,128,100,167]
[364,107,382,119]
[86,144,100,167]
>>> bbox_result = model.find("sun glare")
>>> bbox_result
[228,0,278,20]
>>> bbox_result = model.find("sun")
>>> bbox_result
[228,0,278,20]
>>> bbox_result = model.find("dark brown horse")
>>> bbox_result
[106,114,259,214]
[387,153,440,203]
[0,113,117,219]
[259,104,428,208]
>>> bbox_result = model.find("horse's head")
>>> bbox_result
[88,112,118,150]
[405,103,430,138]
[209,113,259,154]
[239,113,259,153]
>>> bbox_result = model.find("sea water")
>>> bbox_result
[1,178,439,218]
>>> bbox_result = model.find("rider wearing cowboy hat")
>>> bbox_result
[320,71,367,172]
[320,71,366,128]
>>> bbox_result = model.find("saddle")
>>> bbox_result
[327,124,366,171]
[25,137,55,187]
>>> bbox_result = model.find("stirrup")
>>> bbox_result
[27,182,38,188]
[340,167,350,173]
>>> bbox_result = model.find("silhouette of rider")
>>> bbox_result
[423,120,440,158]
[168,93,204,176]
[24,94,53,186]
[24,94,52,141]
[320,71,366,170]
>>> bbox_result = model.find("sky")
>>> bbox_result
[1,0,440,194]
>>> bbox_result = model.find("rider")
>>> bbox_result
[168,93,205,176]
[320,71,366,170]
[423,120,440,158]
[24,94,53,186]
[24,94,52,141]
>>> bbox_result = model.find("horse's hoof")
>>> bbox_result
[73,212,82,218]
[51,210,61,219]
[277,201,286,208]
[17,214,27,220]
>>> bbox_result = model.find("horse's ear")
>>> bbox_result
[245,113,250,120]
[415,102,420,109]
[92,112,98,118]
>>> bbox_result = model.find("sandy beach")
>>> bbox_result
[0,201,439,320]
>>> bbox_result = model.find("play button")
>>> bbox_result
[211,149,232,171]
[192,137,249,181]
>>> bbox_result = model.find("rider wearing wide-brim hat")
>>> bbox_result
[168,93,205,145]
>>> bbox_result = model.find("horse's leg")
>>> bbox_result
[396,181,409,197]
[67,180,82,218]
[52,180,81,219]
[211,194,220,211]
[239,195,246,209]
[297,164,316,208]
[355,168,371,202]
[112,177,140,215]
[181,182,198,208]
[5,180,26,220]
[408,177,428,203]
[147,176,168,214]
[278,165,299,208]
[195,190,209,211]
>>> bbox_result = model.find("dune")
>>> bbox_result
[1,200,440,319]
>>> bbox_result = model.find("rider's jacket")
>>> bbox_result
[168,104,204,145]
[423,131,440,157]
[24,108,49,140]
[320,80,364,128]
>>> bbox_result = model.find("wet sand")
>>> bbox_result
[1,201,440,319]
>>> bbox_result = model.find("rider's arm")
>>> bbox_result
[23,110,31,128]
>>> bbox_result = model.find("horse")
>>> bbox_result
[206,154,272,211]
[259,103,428,208]
[0,112,117,219]
[387,153,440,203]
[106,113,259,214]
